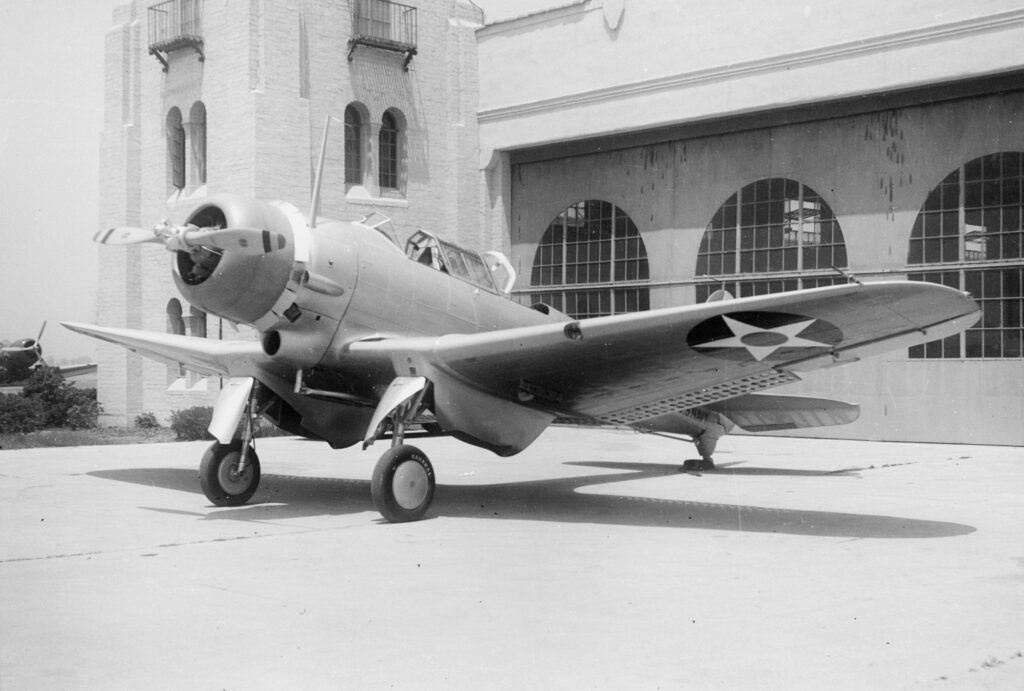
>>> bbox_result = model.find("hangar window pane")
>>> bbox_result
[528,201,649,319]
[696,178,847,301]
[908,152,1024,359]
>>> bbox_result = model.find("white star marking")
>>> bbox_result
[696,316,831,361]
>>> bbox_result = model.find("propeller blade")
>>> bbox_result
[183,227,288,255]
[93,226,163,246]
[36,321,47,343]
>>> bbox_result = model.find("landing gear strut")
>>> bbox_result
[367,380,437,522]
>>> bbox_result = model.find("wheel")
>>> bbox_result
[199,440,261,506]
[371,444,435,523]
[680,458,715,472]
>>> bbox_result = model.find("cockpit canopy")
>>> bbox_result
[405,229,514,294]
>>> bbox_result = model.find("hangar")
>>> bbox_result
[96,0,1022,445]
[476,0,1024,446]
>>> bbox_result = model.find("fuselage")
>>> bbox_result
[171,194,563,447]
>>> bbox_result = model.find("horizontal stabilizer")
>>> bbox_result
[708,393,860,432]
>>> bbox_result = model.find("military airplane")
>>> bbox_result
[1,323,97,386]
[64,137,981,522]
[1,324,47,380]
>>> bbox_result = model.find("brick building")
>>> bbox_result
[97,0,485,424]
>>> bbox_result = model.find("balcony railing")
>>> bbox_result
[348,0,418,70]
[148,0,204,71]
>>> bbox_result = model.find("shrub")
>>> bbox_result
[0,393,44,434]
[169,406,214,441]
[134,412,161,429]
[63,397,101,430]
[0,366,100,432]
[20,366,100,429]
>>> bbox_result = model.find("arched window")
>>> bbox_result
[908,152,1023,359]
[166,107,185,191]
[378,110,399,190]
[166,299,185,335]
[345,104,363,185]
[529,200,650,319]
[188,101,206,186]
[695,178,848,301]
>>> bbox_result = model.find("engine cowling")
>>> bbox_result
[173,194,299,325]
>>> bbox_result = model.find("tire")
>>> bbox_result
[199,440,261,506]
[371,444,435,523]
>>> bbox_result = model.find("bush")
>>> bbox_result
[134,412,161,429]
[0,393,45,434]
[169,406,214,441]
[63,398,101,430]
[0,366,100,432]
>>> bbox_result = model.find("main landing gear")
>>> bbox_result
[200,439,261,505]
[199,381,263,506]
[194,376,439,522]
[371,444,435,523]
[367,380,437,523]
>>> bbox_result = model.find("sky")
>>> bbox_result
[0,0,123,362]
[0,0,541,363]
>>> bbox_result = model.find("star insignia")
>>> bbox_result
[694,315,832,361]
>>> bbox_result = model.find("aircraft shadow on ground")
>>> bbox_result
[88,460,974,539]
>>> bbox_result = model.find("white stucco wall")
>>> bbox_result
[478,0,1024,155]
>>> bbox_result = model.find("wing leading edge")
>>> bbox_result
[61,322,272,379]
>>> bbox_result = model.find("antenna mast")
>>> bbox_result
[308,117,334,229]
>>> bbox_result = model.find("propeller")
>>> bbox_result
[93,222,287,256]
[0,322,46,372]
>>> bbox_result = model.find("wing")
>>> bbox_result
[349,281,979,429]
[61,322,273,378]
[61,322,301,443]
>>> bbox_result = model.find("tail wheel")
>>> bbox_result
[199,440,261,506]
[371,444,435,523]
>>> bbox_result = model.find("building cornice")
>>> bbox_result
[479,7,1024,123]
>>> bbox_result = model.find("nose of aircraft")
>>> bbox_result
[173,194,299,325]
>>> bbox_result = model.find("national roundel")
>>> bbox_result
[686,311,843,363]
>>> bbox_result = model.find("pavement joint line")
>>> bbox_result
[0,521,370,565]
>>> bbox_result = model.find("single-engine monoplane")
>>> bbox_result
[2,322,96,386]
[65,132,981,522]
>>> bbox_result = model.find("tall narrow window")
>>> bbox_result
[528,200,650,319]
[695,178,848,301]
[188,101,206,186]
[166,107,185,191]
[345,104,363,185]
[379,110,398,190]
[166,299,185,335]
[908,152,1023,359]
[298,13,310,99]
[166,299,186,380]
[188,306,207,338]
